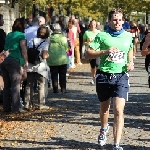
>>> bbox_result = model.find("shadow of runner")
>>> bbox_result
[0,138,112,149]
[0,138,150,150]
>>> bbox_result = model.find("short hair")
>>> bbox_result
[69,19,75,25]
[51,16,59,24]
[12,18,25,33]
[38,16,45,25]
[90,19,96,24]
[53,23,61,32]
[108,8,123,21]
[37,26,49,39]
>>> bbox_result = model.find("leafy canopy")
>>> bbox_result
[16,0,149,20]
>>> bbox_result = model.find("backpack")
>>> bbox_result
[27,39,45,64]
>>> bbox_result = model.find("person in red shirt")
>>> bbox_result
[67,21,75,47]
[70,15,81,34]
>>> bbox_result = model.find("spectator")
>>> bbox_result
[0,14,6,53]
[138,24,146,41]
[96,22,102,31]
[0,14,5,104]
[70,15,81,33]
[1,18,28,113]
[47,23,69,94]
[122,18,130,32]
[25,16,46,47]
[49,15,59,32]
[24,18,31,29]
[79,21,88,58]
[66,21,75,68]
[72,20,82,65]
[24,16,48,95]
[24,26,50,110]
[130,21,139,58]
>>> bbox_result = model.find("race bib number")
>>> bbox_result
[107,51,125,63]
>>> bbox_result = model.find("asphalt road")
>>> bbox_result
[0,51,150,150]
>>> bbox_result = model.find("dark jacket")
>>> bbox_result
[0,28,6,52]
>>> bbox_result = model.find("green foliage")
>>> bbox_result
[16,0,150,21]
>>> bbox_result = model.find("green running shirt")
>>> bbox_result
[89,30,133,73]
[83,29,100,41]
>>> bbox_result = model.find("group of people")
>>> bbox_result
[0,13,101,113]
[0,15,72,112]
[0,7,150,150]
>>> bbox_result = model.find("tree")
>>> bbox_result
[16,0,150,23]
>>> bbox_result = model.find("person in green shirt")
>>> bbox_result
[47,23,69,94]
[1,18,28,113]
[85,9,134,150]
[83,20,100,84]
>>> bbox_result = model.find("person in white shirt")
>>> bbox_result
[24,16,50,110]
[25,16,46,48]
[24,26,50,110]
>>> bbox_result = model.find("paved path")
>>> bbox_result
[0,52,150,150]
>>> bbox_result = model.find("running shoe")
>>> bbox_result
[98,124,109,146]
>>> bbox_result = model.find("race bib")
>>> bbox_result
[107,51,125,63]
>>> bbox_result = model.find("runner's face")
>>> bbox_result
[109,13,124,31]
[90,21,96,29]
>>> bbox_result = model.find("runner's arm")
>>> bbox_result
[128,49,134,63]
[127,49,134,71]
[85,48,106,59]
[85,47,118,59]
[83,39,89,46]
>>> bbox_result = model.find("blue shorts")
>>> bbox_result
[96,70,129,102]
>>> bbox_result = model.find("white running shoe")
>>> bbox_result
[90,78,95,84]
[98,124,109,146]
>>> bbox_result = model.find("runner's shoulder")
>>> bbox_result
[96,31,109,37]
[123,30,133,37]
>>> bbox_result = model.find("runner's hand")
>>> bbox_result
[127,62,134,71]
[105,47,119,55]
